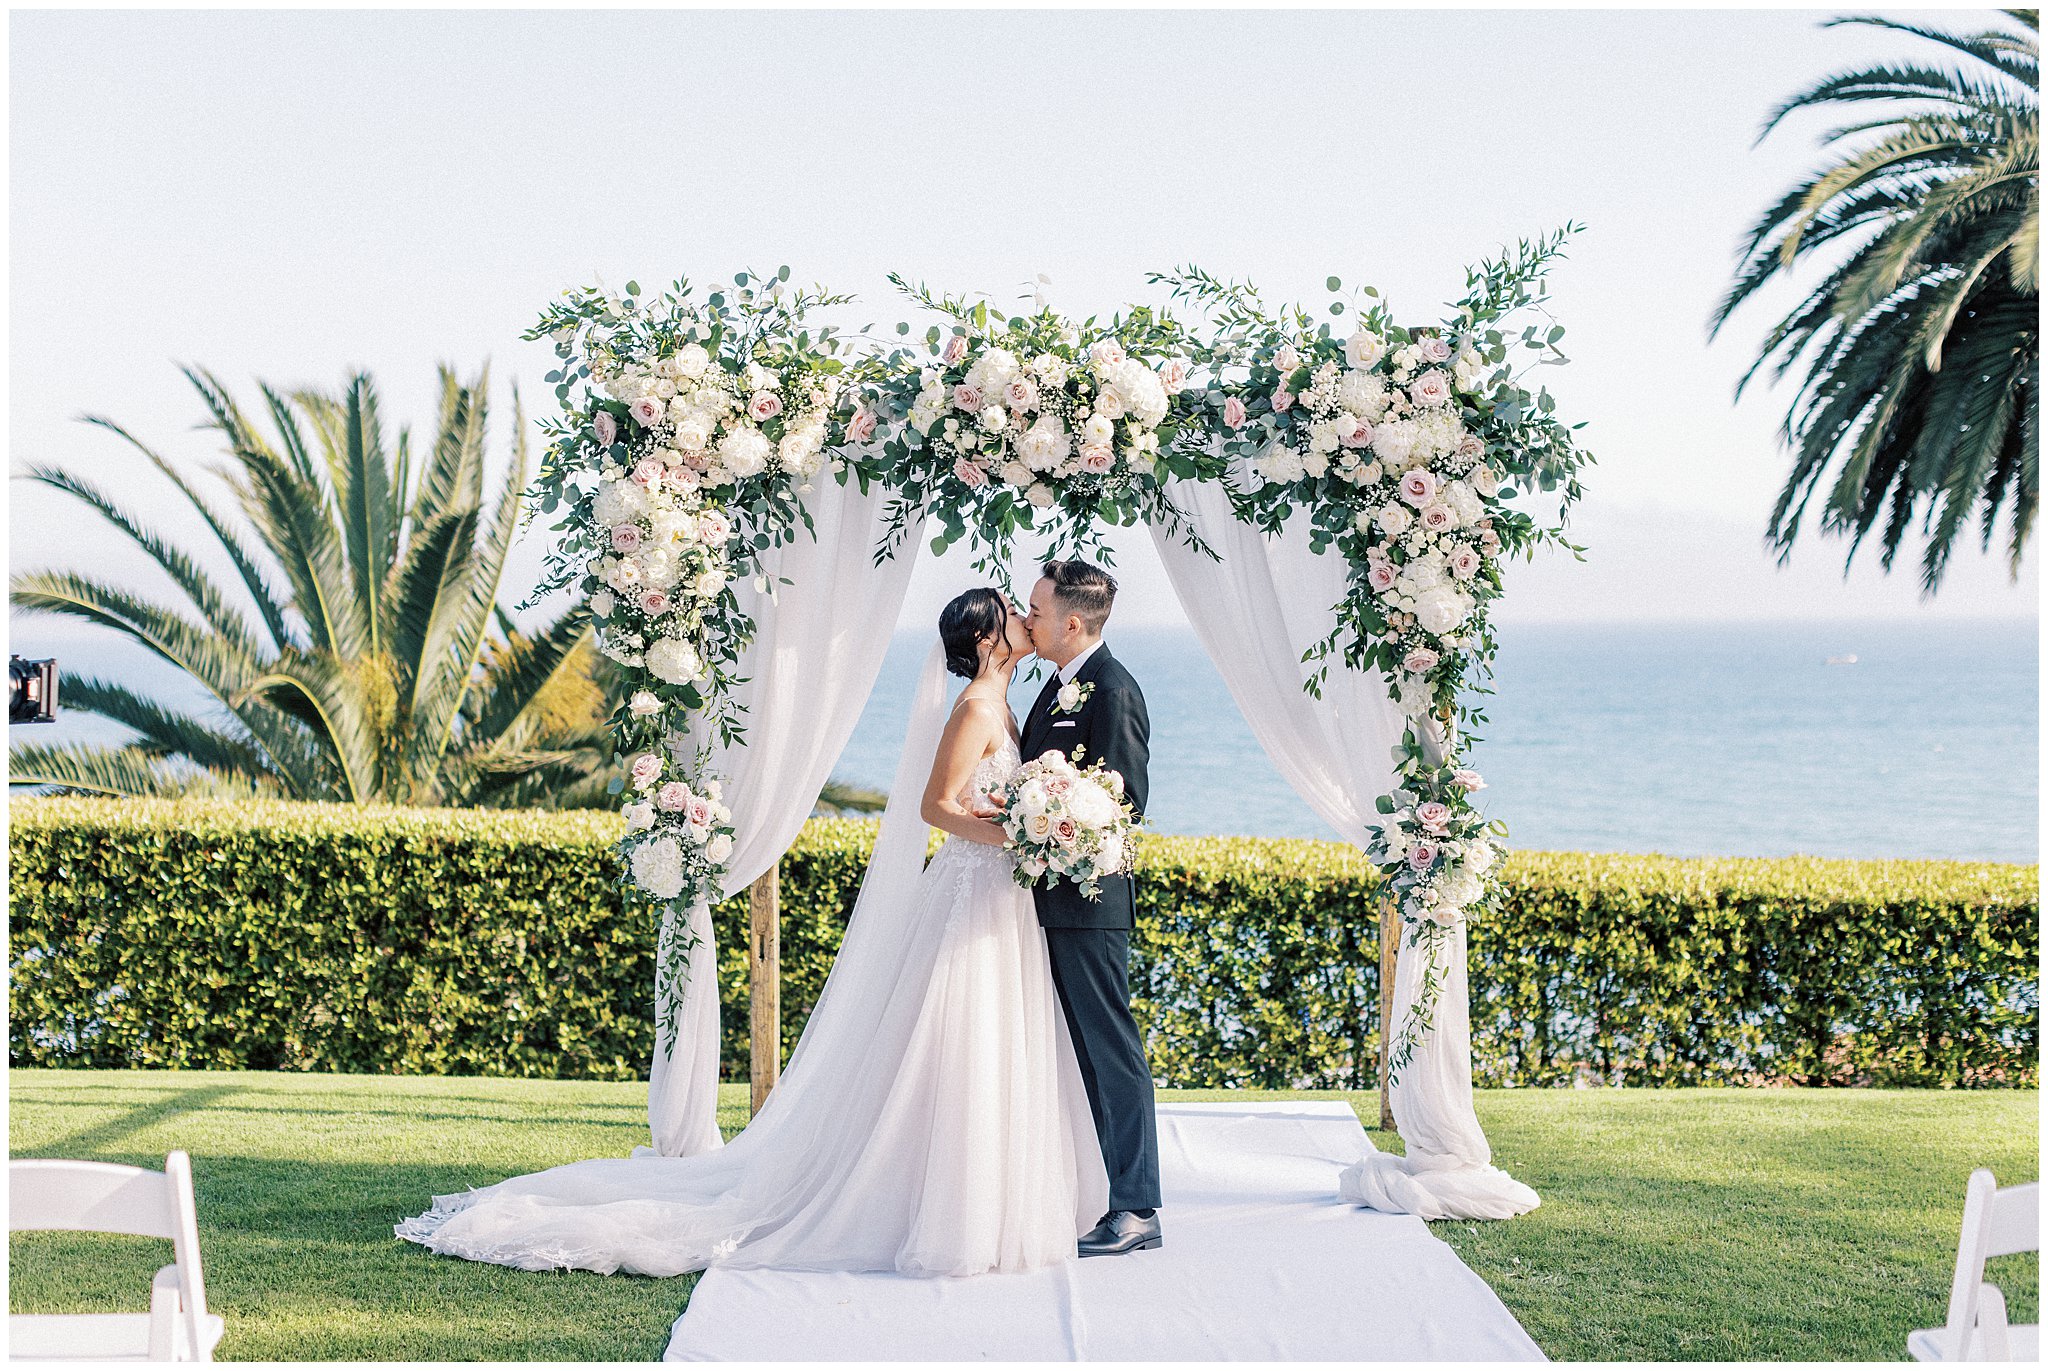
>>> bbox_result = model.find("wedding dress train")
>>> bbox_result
[396,650,1109,1278]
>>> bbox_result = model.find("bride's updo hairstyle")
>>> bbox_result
[939,588,1010,681]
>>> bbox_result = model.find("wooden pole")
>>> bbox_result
[1377,891,1398,1132]
[748,864,781,1116]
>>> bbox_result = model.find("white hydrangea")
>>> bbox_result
[629,833,688,900]
[646,636,705,685]
[592,478,650,527]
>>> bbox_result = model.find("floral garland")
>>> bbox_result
[1155,224,1593,1080]
[518,269,872,1050]
[853,276,1221,580]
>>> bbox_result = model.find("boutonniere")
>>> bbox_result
[1053,680,1094,715]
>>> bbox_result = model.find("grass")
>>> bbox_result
[9,1071,2037,1361]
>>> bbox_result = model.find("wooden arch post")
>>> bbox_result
[749,865,780,1115]
[1376,890,1397,1131]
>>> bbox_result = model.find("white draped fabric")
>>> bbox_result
[647,465,924,1157]
[1148,473,1538,1221]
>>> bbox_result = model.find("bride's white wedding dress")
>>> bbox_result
[397,650,1109,1278]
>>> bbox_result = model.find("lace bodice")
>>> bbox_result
[958,735,1021,809]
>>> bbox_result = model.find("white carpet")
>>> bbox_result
[665,1100,1545,1361]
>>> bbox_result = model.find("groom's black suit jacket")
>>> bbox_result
[1019,642,1150,930]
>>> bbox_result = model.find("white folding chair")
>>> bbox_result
[1909,1168,2040,1362]
[9,1151,225,1362]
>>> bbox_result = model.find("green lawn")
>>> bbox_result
[9,1071,2037,1361]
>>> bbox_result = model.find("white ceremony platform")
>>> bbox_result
[667,1100,1544,1361]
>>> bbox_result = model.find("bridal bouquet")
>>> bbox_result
[991,749,1141,899]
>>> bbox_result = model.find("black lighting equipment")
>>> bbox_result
[10,655,59,724]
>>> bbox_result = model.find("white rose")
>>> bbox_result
[1344,330,1388,370]
[1375,503,1413,537]
[1026,482,1056,508]
[704,832,735,865]
[674,343,710,378]
[628,690,662,717]
[999,461,1032,486]
[622,800,657,832]
[694,566,728,597]
[589,589,616,619]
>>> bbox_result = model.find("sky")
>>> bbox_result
[8,5,2038,656]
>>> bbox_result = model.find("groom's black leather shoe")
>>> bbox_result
[1077,1209,1162,1257]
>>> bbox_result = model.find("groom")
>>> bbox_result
[1016,559,1163,1258]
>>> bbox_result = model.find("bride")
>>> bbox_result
[396,588,1109,1277]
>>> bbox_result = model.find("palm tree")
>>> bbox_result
[1711,8,2038,594]
[9,365,611,807]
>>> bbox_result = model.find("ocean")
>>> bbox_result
[11,618,2037,864]
[834,619,2039,864]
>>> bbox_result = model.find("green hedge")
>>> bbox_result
[10,797,2038,1088]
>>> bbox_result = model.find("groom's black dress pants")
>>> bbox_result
[1045,927,1161,1213]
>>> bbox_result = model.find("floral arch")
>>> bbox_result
[520,229,1591,1218]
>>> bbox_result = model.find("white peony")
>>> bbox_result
[1412,585,1474,636]
[1017,422,1069,472]
[1066,780,1119,829]
[646,636,705,685]
[720,427,772,478]
[629,834,688,900]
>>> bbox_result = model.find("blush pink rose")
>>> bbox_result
[1044,775,1072,797]
[748,390,782,421]
[953,457,989,488]
[685,796,715,828]
[655,781,691,813]
[1421,335,1453,364]
[681,447,713,472]
[952,383,984,411]
[1078,446,1114,474]
[1274,344,1301,373]
[611,524,643,553]
[1399,470,1439,508]
[1158,358,1188,390]
[1342,419,1373,448]
[1407,841,1440,871]
[1222,396,1247,429]
[631,457,665,489]
[1271,387,1295,413]
[1416,801,1453,835]
[847,407,878,443]
[942,334,970,365]
[697,511,732,545]
[1420,503,1456,533]
[629,397,664,427]
[1052,817,1079,845]
[1452,768,1487,792]
[593,410,619,447]
[1457,434,1486,461]
[629,752,664,790]
[1403,646,1441,674]
[1089,339,1127,370]
[638,589,671,617]
[1005,379,1038,411]
[1409,370,1452,407]
[1449,547,1482,580]
[1367,562,1398,593]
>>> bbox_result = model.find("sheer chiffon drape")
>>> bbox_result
[1149,472,1537,1221]
[649,464,924,1157]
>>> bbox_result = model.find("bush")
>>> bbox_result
[10,798,2037,1087]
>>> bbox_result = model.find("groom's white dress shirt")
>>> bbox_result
[1058,639,1104,685]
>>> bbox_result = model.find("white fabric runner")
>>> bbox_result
[1149,475,1538,1222]
[665,1101,1544,1362]
[648,465,924,1157]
